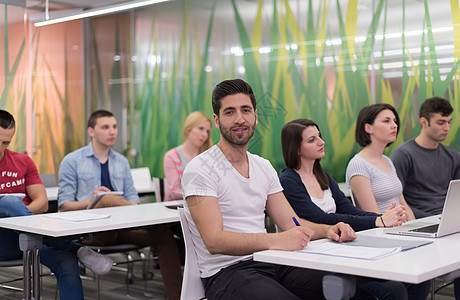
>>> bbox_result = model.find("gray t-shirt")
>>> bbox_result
[346,154,402,212]
[391,139,460,218]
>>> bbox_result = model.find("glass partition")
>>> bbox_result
[2,0,459,180]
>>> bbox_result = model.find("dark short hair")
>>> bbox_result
[419,97,453,125]
[281,119,329,190]
[87,110,115,128]
[211,79,256,115]
[0,110,15,130]
[355,103,400,147]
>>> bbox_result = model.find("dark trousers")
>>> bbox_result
[202,259,416,300]
[203,259,327,300]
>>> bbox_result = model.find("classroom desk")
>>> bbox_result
[0,202,180,300]
[254,217,460,285]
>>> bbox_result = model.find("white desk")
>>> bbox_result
[0,202,180,299]
[0,202,179,237]
[254,224,460,284]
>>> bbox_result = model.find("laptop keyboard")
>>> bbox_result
[410,224,439,233]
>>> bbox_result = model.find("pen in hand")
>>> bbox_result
[292,217,301,227]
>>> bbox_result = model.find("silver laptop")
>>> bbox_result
[385,179,460,238]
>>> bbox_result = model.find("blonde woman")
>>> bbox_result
[163,111,212,200]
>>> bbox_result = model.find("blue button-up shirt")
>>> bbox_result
[58,142,139,207]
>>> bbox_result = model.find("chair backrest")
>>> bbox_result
[39,173,57,187]
[130,167,152,191]
[178,208,205,300]
[349,189,357,207]
[152,177,171,202]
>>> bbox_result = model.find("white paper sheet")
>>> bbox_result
[298,241,402,260]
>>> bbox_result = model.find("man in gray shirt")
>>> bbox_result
[392,97,460,219]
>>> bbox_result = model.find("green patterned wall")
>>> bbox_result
[87,0,460,181]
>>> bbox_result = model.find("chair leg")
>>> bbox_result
[97,275,101,300]
[139,250,154,297]
[126,253,134,296]
[431,278,435,300]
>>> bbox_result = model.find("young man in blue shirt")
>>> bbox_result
[58,110,182,300]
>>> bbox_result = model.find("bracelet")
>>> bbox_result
[380,216,386,228]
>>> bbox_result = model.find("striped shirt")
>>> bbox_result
[346,154,401,212]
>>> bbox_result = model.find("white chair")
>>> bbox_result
[152,177,171,202]
[40,173,59,212]
[130,167,152,189]
[349,189,357,207]
[178,208,205,300]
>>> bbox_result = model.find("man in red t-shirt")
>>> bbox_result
[0,110,112,300]
[0,134,47,210]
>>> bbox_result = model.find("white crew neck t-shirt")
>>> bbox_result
[182,145,283,278]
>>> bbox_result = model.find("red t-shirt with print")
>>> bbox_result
[0,149,42,205]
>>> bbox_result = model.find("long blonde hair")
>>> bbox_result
[183,111,213,153]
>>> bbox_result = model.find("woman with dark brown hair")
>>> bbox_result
[279,118,405,231]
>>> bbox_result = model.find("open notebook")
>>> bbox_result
[87,191,123,209]
[298,235,432,260]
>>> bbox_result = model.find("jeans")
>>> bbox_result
[0,195,84,300]
[455,278,460,300]
[357,279,408,300]
[405,281,431,300]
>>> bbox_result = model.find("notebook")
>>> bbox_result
[385,179,460,238]
[87,191,123,209]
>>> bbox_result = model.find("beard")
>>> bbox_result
[218,118,256,146]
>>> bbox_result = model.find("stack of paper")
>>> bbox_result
[298,241,401,260]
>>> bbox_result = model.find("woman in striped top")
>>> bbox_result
[346,104,415,220]
[346,106,430,300]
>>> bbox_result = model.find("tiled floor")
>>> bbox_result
[0,251,167,299]
[1,257,457,300]
[0,243,456,299]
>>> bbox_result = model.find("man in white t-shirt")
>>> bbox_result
[182,79,358,299]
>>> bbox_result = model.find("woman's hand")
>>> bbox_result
[379,202,408,227]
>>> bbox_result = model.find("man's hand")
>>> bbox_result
[271,226,315,251]
[326,222,356,242]
[92,186,111,199]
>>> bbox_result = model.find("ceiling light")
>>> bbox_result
[34,0,171,27]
